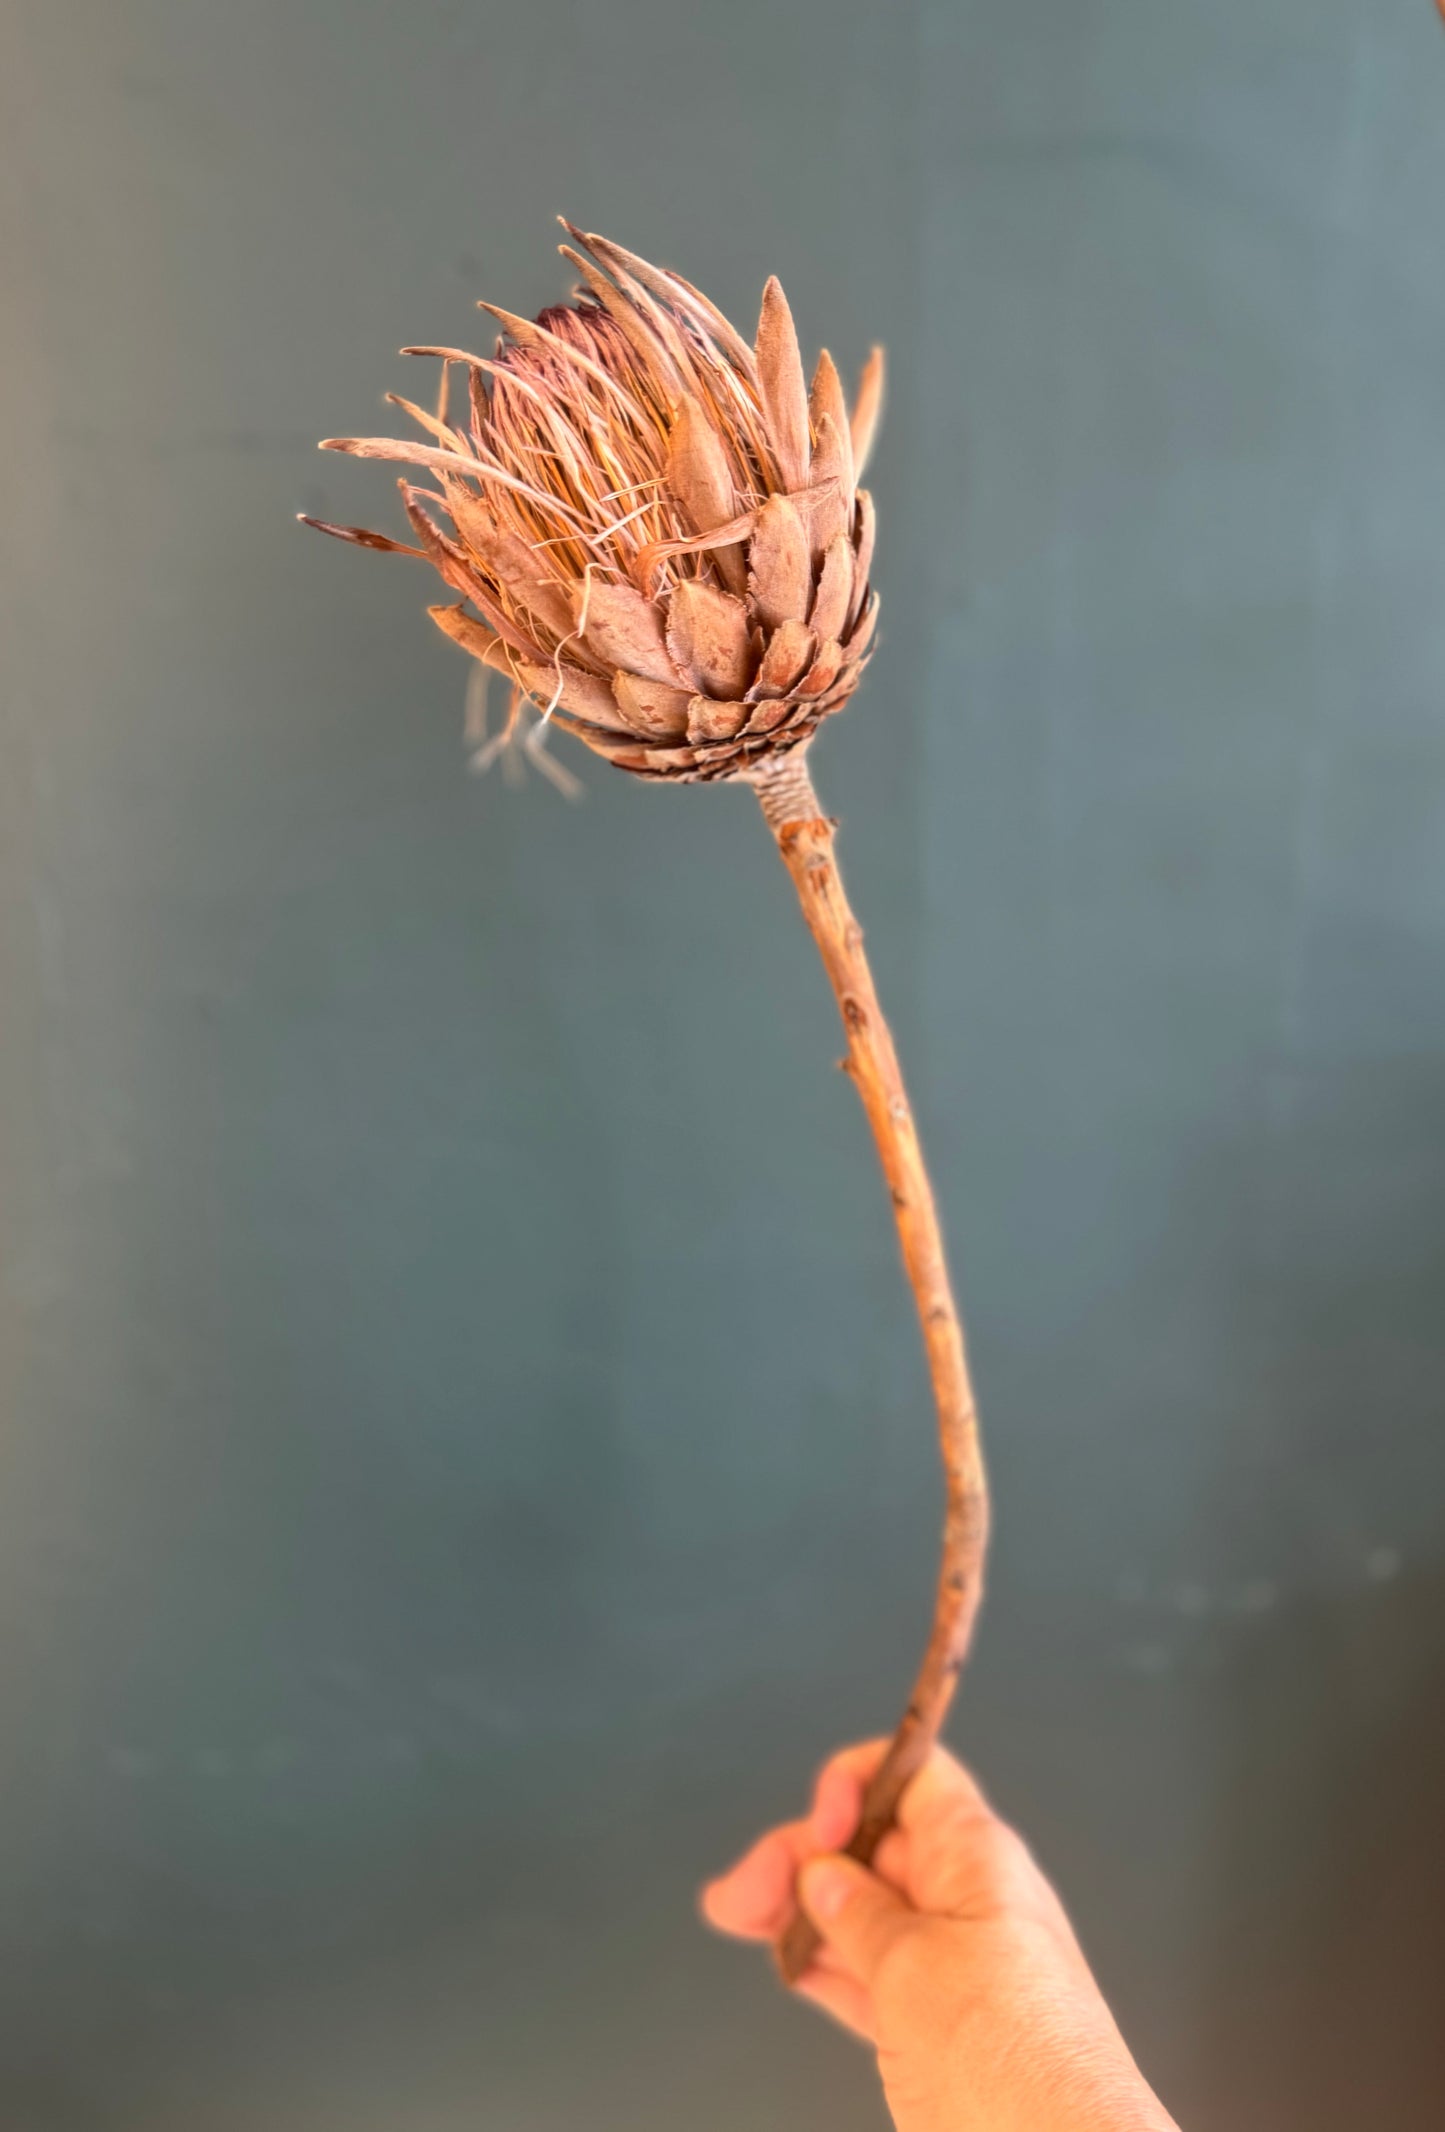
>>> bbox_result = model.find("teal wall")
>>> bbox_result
[3,4,1444,2125]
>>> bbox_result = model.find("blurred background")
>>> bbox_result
[3,3,1444,2126]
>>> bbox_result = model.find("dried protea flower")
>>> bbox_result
[304,224,882,783]
[305,229,988,1992]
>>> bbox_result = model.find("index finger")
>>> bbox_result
[820,1736,995,1840]
[700,1746,886,1943]
[700,1738,993,1943]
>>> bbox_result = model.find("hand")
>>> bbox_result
[701,1740,1179,2132]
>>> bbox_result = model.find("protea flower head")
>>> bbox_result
[304,223,883,784]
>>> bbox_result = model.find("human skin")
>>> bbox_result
[701,1740,1180,2132]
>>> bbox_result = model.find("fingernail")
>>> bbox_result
[798,1857,852,1924]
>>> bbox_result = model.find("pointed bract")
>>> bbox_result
[748,496,812,631]
[667,579,754,699]
[806,414,853,556]
[664,396,747,596]
[809,534,854,645]
[755,276,811,495]
[577,578,685,688]
[612,672,692,740]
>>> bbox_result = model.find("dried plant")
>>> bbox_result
[304,224,988,1983]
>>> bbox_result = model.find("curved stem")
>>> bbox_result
[750,747,990,1985]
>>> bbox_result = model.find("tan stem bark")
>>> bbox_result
[749,746,990,1985]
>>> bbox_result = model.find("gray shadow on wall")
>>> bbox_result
[1198,1567,1445,2132]
[1186,1039,1445,2132]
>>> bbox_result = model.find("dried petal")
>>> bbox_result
[849,489,877,630]
[475,302,648,424]
[689,733,758,765]
[565,734,653,770]
[666,579,753,699]
[328,434,591,534]
[748,495,812,631]
[663,395,737,528]
[569,225,758,376]
[686,695,750,743]
[516,656,625,725]
[449,512,576,644]
[809,353,855,554]
[404,346,565,431]
[467,360,489,444]
[401,488,489,603]
[806,414,852,556]
[577,577,686,687]
[321,434,477,475]
[809,534,853,645]
[845,589,880,660]
[798,640,844,697]
[401,343,494,367]
[384,393,473,457]
[744,696,795,736]
[634,504,762,596]
[755,277,810,494]
[809,351,853,474]
[664,397,746,595]
[559,230,704,385]
[428,602,511,669]
[750,618,816,699]
[298,515,426,558]
[403,488,544,657]
[558,245,686,394]
[850,346,886,480]
[612,672,692,740]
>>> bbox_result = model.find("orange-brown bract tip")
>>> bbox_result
[318,438,356,454]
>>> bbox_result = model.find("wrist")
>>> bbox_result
[928,1988,1178,2132]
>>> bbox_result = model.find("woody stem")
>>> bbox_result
[749,745,990,1986]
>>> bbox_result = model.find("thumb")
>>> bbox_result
[797,1853,914,1983]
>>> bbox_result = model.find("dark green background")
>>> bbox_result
[4,3,1444,2126]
